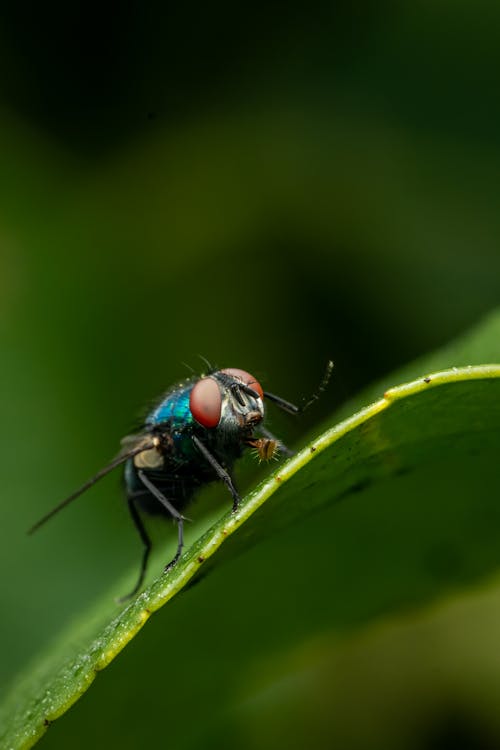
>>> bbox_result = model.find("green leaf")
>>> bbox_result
[2,312,500,750]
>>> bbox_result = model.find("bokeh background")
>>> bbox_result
[1,2,500,748]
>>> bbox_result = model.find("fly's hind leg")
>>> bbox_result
[137,470,185,572]
[118,495,152,602]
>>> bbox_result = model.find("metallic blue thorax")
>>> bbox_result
[144,382,198,463]
[146,383,194,430]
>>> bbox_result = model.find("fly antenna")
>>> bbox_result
[27,440,157,535]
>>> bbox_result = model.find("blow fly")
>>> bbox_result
[29,363,333,600]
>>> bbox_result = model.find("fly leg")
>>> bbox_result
[118,495,152,602]
[137,470,186,573]
[192,435,241,512]
[258,425,294,458]
[264,360,334,414]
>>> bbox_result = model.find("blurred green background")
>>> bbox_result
[1,2,500,748]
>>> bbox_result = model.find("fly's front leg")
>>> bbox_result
[137,470,185,571]
[192,435,241,512]
[258,425,294,458]
[264,360,334,414]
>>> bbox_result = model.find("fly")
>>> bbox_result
[29,362,333,600]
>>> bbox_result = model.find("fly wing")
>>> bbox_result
[28,435,158,534]
[120,432,147,453]
[121,432,164,470]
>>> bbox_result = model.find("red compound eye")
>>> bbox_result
[190,377,222,428]
[221,368,264,400]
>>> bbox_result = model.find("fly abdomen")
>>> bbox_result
[125,461,199,516]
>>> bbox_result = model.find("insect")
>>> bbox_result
[29,362,333,600]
